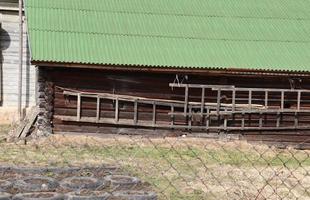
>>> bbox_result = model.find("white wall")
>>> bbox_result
[0,11,36,117]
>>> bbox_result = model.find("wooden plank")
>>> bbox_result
[10,107,39,139]
[55,115,310,131]
[19,107,40,138]
[63,90,266,110]
[219,87,310,93]
[169,83,235,89]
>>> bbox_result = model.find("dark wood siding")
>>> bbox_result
[41,66,310,146]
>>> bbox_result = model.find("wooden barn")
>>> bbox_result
[25,0,310,145]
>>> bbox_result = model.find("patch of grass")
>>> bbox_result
[0,124,12,143]
[0,124,11,134]
[0,135,309,199]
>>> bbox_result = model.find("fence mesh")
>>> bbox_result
[0,125,310,199]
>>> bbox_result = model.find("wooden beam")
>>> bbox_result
[170,83,235,89]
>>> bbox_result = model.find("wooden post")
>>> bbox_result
[77,93,81,121]
[297,91,301,111]
[188,105,192,130]
[170,105,174,127]
[115,98,119,123]
[259,112,263,128]
[265,91,268,108]
[276,112,280,127]
[232,89,236,112]
[216,89,221,115]
[224,108,228,130]
[152,102,156,127]
[294,112,298,128]
[96,96,100,122]
[281,91,284,110]
[18,0,23,120]
[200,88,205,116]
[184,85,189,116]
[200,88,205,124]
[248,90,252,109]
[206,107,210,129]
[134,99,138,125]
[241,112,245,130]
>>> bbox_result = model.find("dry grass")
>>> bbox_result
[0,124,12,142]
[0,129,310,199]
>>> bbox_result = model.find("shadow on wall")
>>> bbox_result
[0,27,11,107]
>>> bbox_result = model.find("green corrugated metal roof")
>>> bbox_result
[25,0,310,72]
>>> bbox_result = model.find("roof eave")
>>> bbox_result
[31,60,310,77]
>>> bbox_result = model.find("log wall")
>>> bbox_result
[40,66,310,146]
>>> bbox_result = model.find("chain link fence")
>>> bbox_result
[0,125,310,199]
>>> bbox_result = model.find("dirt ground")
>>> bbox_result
[0,108,19,124]
[0,125,310,199]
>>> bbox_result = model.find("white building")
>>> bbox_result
[0,0,35,123]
